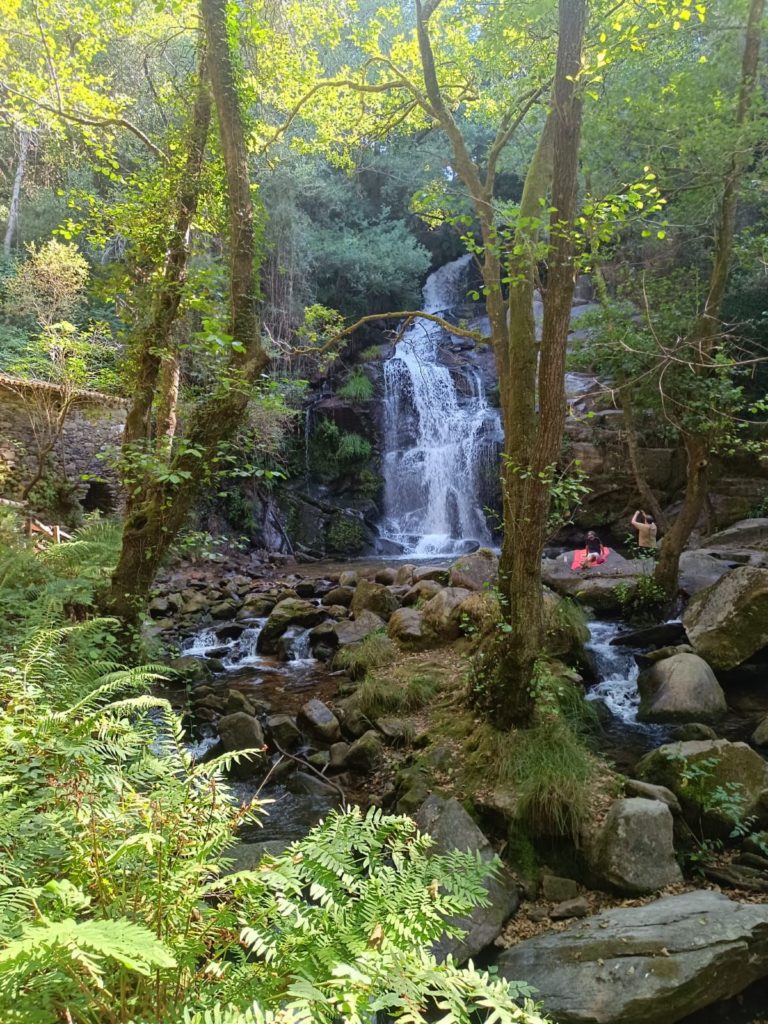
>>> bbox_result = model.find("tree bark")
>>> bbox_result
[654,0,764,597]
[492,0,587,728]
[621,384,667,530]
[106,0,267,626]
[3,128,32,258]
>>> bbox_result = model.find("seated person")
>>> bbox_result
[571,530,609,570]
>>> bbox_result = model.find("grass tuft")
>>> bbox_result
[356,670,443,719]
[334,630,395,680]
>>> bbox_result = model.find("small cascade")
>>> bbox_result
[585,620,643,724]
[181,623,268,671]
[378,254,503,556]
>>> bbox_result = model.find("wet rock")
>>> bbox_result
[346,729,385,771]
[321,586,354,607]
[672,722,717,741]
[541,875,580,902]
[289,771,339,798]
[415,795,519,963]
[332,610,385,646]
[257,598,326,654]
[216,623,245,642]
[637,738,768,837]
[448,548,499,591]
[421,587,471,640]
[683,566,768,670]
[586,798,682,894]
[308,750,330,769]
[276,626,309,662]
[267,714,302,751]
[210,599,241,620]
[375,568,396,585]
[339,570,358,587]
[298,699,342,743]
[612,621,687,650]
[218,713,265,777]
[549,897,589,920]
[403,579,444,605]
[496,891,768,1024]
[294,580,316,598]
[339,705,371,739]
[350,579,400,621]
[387,607,428,646]
[637,654,726,724]
[237,596,276,619]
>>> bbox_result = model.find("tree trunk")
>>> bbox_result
[654,0,764,597]
[653,434,710,595]
[621,385,667,530]
[3,128,32,258]
[106,0,267,626]
[493,0,587,728]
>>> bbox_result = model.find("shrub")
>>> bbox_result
[338,369,375,402]
[615,573,666,624]
[326,512,365,554]
[336,430,372,464]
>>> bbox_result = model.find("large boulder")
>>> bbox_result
[705,518,768,551]
[387,607,429,647]
[332,610,386,647]
[350,579,400,621]
[585,798,682,894]
[403,579,444,605]
[448,549,499,591]
[257,598,326,654]
[414,795,519,963]
[637,738,768,837]
[218,712,265,752]
[682,566,768,670]
[421,587,471,641]
[345,729,385,771]
[637,654,726,724]
[496,891,768,1024]
[678,550,739,596]
[542,554,651,612]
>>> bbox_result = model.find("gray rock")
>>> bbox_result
[224,689,257,716]
[329,741,350,768]
[624,779,682,815]
[448,548,499,591]
[587,798,682,894]
[339,570,358,587]
[332,610,385,646]
[394,564,416,585]
[683,566,768,670]
[375,717,410,745]
[496,891,768,1024]
[267,714,302,751]
[679,550,736,596]
[637,654,726,724]
[415,795,519,963]
[705,518,768,551]
[413,566,450,584]
[550,897,589,920]
[218,712,265,752]
[298,699,341,743]
[346,729,384,771]
[672,722,717,741]
[168,655,211,685]
[542,554,651,611]
[541,875,580,902]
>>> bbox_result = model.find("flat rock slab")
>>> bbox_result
[542,555,651,611]
[496,891,768,1024]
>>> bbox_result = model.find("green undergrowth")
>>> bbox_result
[356,668,444,719]
[463,717,600,841]
[333,629,395,679]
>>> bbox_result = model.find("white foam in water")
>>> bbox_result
[585,620,644,725]
[379,254,503,556]
[186,733,219,761]
[181,628,219,656]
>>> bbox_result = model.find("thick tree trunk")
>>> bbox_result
[3,128,32,258]
[493,0,587,728]
[654,0,764,598]
[106,0,267,626]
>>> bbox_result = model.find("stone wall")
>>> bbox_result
[0,376,126,510]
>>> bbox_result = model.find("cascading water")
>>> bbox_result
[378,254,503,556]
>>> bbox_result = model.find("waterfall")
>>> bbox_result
[378,254,503,556]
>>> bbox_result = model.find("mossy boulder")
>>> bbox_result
[637,738,768,838]
[350,579,400,621]
[448,548,499,591]
[542,593,590,661]
[421,587,471,641]
[682,566,768,670]
[387,607,429,647]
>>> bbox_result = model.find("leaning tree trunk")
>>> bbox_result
[654,0,764,597]
[493,0,587,728]
[106,0,267,626]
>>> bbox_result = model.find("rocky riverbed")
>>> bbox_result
[146,529,768,1024]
